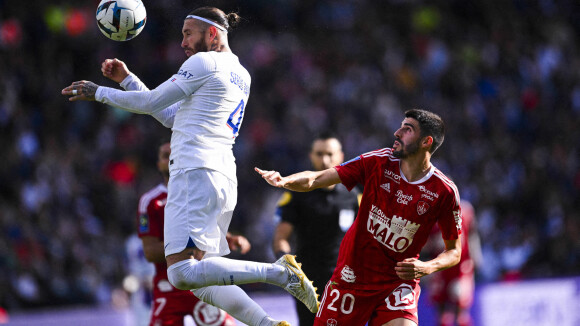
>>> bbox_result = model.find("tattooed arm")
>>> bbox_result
[61,80,99,101]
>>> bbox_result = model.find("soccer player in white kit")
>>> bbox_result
[62,7,319,326]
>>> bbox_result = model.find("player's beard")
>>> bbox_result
[392,138,420,158]
[193,39,209,53]
[184,39,209,56]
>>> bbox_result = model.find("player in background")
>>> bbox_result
[62,6,319,326]
[125,233,155,326]
[256,109,462,326]
[425,199,482,326]
[272,133,360,326]
[138,142,250,326]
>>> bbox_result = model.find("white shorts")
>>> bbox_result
[164,168,237,257]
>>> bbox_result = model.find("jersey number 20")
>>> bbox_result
[227,99,245,138]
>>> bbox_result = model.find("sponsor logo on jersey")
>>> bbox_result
[177,69,194,79]
[139,214,149,233]
[385,283,417,310]
[340,156,361,166]
[421,193,434,201]
[417,201,429,215]
[368,205,420,252]
[453,209,462,231]
[340,265,356,283]
[395,190,413,205]
[384,169,401,184]
[326,319,338,326]
[193,301,228,326]
[369,204,388,223]
[380,183,391,193]
[418,185,439,201]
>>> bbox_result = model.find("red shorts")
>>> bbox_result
[314,280,421,326]
[150,289,235,326]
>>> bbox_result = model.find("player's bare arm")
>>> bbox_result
[395,237,461,280]
[226,233,251,254]
[255,167,341,192]
[141,236,166,263]
[272,221,293,257]
[61,80,99,101]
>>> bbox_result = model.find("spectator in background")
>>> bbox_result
[272,132,360,325]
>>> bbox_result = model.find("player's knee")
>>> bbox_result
[167,269,191,290]
[167,259,204,290]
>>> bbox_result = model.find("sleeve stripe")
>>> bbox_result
[361,148,398,160]
[138,184,167,214]
[433,170,461,205]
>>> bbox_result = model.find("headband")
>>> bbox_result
[185,15,227,32]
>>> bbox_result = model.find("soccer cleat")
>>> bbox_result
[274,254,320,313]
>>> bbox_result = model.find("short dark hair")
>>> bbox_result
[313,130,340,143]
[404,109,445,153]
[157,137,171,149]
[188,7,242,32]
[311,131,342,152]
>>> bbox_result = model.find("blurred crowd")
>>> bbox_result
[1,0,579,311]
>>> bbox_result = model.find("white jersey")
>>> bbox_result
[95,51,251,182]
[169,52,250,181]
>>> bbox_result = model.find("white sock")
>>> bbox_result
[193,285,272,326]
[259,317,284,326]
[265,263,287,287]
[167,257,287,290]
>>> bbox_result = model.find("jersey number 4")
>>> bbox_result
[227,99,245,138]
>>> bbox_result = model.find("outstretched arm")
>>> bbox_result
[255,167,341,192]
[62,77,186,116]
[105,58,178,128]
[395,237,461,280]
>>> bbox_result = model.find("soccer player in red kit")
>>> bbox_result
[427,200,481,326]
[139,142,249,326]
[256,109,462,326]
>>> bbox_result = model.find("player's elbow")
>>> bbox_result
[450,246,462,267]
[139,89,169,114]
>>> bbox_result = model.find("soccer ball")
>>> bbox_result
[96,0,146,41]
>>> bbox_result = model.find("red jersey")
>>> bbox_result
[333,148,462,290]
[137,184,182,296]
